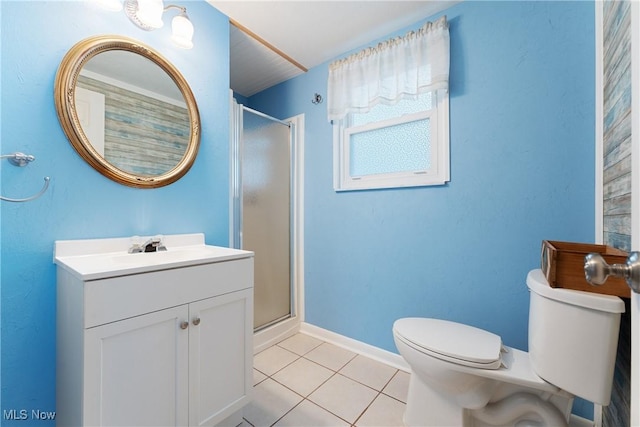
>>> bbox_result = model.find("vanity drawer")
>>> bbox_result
[83,257,253,328]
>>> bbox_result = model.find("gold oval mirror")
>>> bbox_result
[54,35,200,188]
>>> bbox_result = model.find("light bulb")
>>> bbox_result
[136,0,164,29]
[171,12,194,49]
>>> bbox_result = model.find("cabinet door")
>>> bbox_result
[84,305,189,426]
[189,288,253,426]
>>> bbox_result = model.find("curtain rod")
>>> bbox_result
[230,19,308,73]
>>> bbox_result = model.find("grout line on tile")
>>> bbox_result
[254,367,268,377]
[269,399,305,427]
[271,357,302,377]
[304,397,354,427]
[272,370,340,400]
[331,351,359,372]
[380,368,399,392]
[303,342,359,372]
[333,372,383,395]
[352,390,383,427]
[275,335,324,357]
[257,351,304,379]
[380,391,406,405]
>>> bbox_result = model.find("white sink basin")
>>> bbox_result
[110,247,227,266]
[54,233,253,280]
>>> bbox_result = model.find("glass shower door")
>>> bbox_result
[240,108,292,330]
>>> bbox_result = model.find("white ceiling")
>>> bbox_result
[82,50,184,102]
[207,1,460,97]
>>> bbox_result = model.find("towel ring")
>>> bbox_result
[1,152,51,203]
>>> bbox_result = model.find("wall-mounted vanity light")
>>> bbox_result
[95,0,194,49]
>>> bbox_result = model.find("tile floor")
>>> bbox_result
[242,333,410,427]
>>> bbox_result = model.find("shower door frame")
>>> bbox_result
[229,98,304,351]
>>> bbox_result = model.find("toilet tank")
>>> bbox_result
[526,269,625,405]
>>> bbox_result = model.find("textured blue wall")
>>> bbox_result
[0,1,229,421]
[250,1,595,414]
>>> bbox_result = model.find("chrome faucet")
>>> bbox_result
[128,236,167,253]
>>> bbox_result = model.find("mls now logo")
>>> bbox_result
[3,409,56,420]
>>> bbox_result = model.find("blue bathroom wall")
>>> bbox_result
[233,91,250,107]
[0,1,229,421]
[251,0,595,403]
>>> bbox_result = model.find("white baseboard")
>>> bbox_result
[299,322,410,372]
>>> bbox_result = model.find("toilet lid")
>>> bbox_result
[394,318,503,369]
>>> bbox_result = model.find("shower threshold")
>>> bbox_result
[255,313,292,333]
[253,314,300,354]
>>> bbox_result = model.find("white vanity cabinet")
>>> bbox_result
[54,234,254,427]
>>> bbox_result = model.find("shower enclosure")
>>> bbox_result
[230,98,299,332]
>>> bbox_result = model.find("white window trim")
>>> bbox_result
[333,90,450,191]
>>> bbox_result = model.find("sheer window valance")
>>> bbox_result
[327,16,450,121]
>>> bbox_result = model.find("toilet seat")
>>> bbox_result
[393,318,503,370]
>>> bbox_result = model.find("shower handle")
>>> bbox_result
[584,252,640,293]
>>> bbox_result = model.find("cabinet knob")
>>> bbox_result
[180,321,189,330]
[192,317,201,326]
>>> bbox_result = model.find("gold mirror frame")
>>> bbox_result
[54,35,201,188]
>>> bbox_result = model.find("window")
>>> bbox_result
[333,91,449,191]
[326,16,450,192]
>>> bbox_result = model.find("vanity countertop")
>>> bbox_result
[54,233,253,281]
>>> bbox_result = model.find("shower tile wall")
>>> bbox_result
[602,1,631,426]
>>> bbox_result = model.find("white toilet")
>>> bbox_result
[393,269,625,427]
